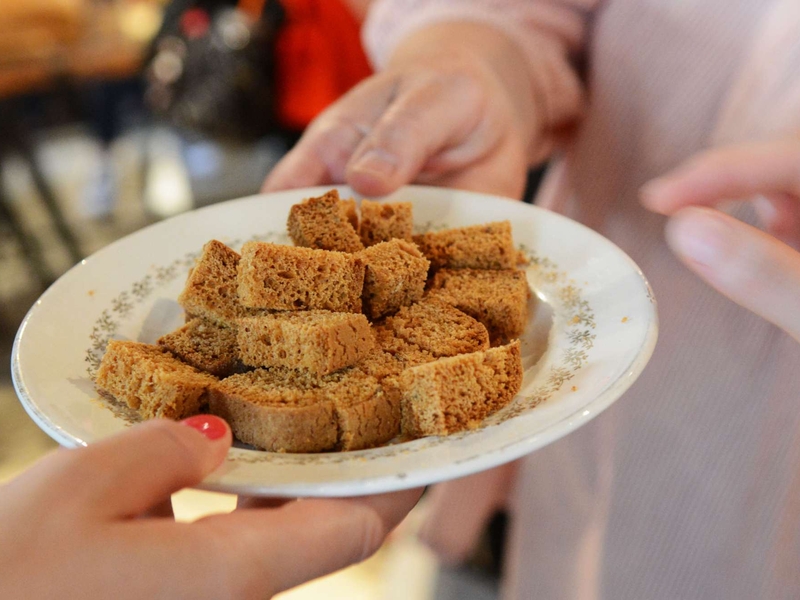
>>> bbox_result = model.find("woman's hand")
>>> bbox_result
[642,140,800,341]
[263,22,538,199]
[0,415,421,599]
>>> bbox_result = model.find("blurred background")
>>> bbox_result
[0,1,506,598]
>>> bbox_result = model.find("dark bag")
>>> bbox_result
[144,0,284,141]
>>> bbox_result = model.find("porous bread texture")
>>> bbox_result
[287,189,364,253]
[359,327,435,381]
[381,298,490,357]
[371,324,437,366]
[357,331,437,422]
[413,221,516,270]
[428,268,530,344]
[399,340,523,437]
[359,199,413,246]
[325,368,399,451]
[209,367,398,452]
[360,239,430,320]
[158,318,240,377]
[95,340,217,420]
[339,197,360,231]
[178,240,243,326]
[237,242,365,312]
[237,311,375,376]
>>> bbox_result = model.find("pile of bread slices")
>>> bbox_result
[96,190,530,453]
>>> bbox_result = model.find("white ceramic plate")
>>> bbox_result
[12,186,657,497]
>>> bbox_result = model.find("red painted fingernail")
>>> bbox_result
[181,415,229,441]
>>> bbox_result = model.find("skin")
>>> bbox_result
[263,22,537,200]
[641,140,800,343]
[262,19,800,562]
[0,417,422,599]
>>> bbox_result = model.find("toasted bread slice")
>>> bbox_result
[381,298,490,357]
[158,318,240,377]
[287,189,364,253]
[237,311,375,376]
[178,240,244,326]
[237,242,365,312]
[413,221,516,270]
[96,340,216,420]
[428,268,530,344]
[360,239,430,320]
[209,370,338,453]
[209,367,399,452]
[359,199,413,246]
[399,340,522,437]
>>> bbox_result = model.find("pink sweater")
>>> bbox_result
[365,2,800,599]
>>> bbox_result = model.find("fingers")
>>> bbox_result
[142,499,175,519]
[641,140,800,215]
[58,416,232,519]
[202,488,422,597]
[262,74,399,192]
[347,487,424,534]
[235,496,293,510]
[417,133,528,200]
[666,206,800,341]
[264,67,504,198]
[345,70,493,197]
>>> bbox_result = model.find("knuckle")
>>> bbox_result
[204,525,254,600]
[308,117,366,167]
[374,111,425,149]
[354,506,386,562]
[205,518,279,599]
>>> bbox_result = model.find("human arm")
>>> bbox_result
[0,415,421,599]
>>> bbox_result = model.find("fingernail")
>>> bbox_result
[350,148,398,177]
[181,415,229,441]
[666,208,732,268]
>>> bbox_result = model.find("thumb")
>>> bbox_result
[666,206,800,341]
[59,416,232,519]
[345,71,495,197]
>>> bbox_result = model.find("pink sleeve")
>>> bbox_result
[362,0,598,160]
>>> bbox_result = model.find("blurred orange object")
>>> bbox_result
[270,0,372,130]
[0,0,86,62]
[0,0,153,99]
